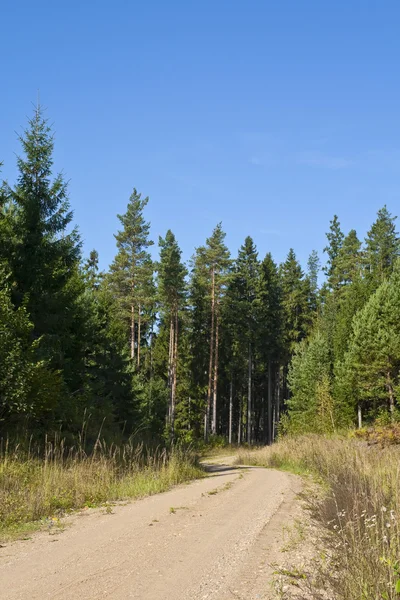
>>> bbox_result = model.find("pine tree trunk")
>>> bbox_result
[238,393,242,446]
[171,312,178,441]
[275,366,280,441]
[267,361,272,445]
[137,305,141,368]
[228,379,233,444]
[247,343,252,445]
[205,267,215,441]
[167,316,174,424]
[272,404,276,442]
[130,304,135,361]
[262,394,266,444]
[211,315,219,435]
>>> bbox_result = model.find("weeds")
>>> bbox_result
[237,435,400,600]
[0,438,204,540]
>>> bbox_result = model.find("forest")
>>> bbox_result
[1,106,400,446]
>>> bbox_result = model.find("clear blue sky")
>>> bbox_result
[1,1,400,273]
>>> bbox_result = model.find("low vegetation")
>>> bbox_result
[0,439,203,540]
[237,434,400,600]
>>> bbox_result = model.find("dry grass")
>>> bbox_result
[0,439,204,540]
[237,435,400,600]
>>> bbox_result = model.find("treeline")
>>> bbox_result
[1,108,399,444]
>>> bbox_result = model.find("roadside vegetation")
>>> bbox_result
[238,434,400,600]
[0,440,203,541]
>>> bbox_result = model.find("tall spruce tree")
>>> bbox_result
[5,107,88,426]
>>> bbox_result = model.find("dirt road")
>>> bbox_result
[0,459,302,600]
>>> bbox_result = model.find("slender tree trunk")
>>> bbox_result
[358,402,362,429]
[267,361,272,445]
[275,366,280,441]
[272,404,276,442]
[130,304,135,361]
[228,379,233,444]
[238,393,242,446]
[261,394,266,444]
[171,312,178,441]
[205,268,215,441]
[167,316,174,424]
[387,371,395,418]
[247,343,252,445]
[137,305,141,368]
[212,314,219,435]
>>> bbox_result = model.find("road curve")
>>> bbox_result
[0,459,301,600]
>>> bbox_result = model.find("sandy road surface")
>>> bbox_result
[0,458,301,600]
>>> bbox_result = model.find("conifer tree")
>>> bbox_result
[323,215,344,289]
[364,206,399,287]
[334,229,362,287]
[9,106,82,350]
[287,330,332,433]
[188,246,210,432]
[203,224,231,438]
[280,249,310,356]
[256,252,282,442]
[109,189,154,367]
[307,249,320,302]
[343,264,400,420]
[157,230,187,439]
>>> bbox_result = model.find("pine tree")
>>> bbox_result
[109,189,154,367]
[343,264,400,421]
[323,215,344,289]
[280,249,310,356]
[364,206,399,287]
[287,330,332,433]
[256,252,282,443]
[188,246,210,434]
[307,249,320,302]
[223,237,259,443]
[334,229,362,287]
[157,230,187,440]
[202,225,231,438]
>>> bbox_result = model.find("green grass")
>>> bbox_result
[0,441,204,541]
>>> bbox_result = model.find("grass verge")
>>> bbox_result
[237,435,400,600]
[0,440,204,541]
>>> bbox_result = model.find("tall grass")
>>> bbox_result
[237,435,400,600]
[0,438,204,539]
